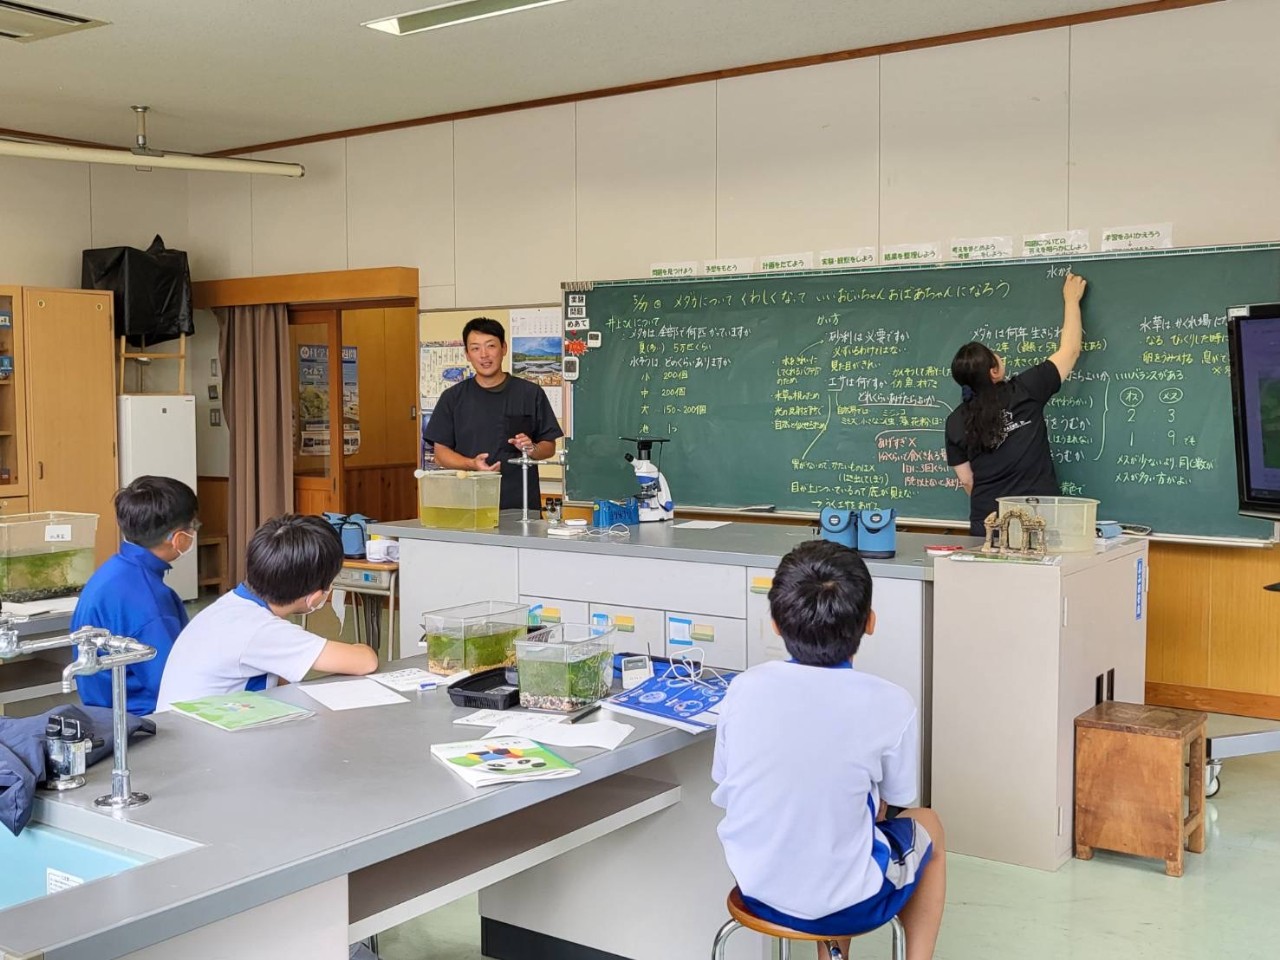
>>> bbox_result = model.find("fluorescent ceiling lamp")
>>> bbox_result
[364,0,571,36]
[0,138,305,178]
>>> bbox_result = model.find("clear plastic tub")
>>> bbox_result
[421,600,530,676]
[418,470,501,530]
[0,512,98,602]
[516,622,617,712]
[997,496,1098,554]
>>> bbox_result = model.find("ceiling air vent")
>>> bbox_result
[0,1,108,42]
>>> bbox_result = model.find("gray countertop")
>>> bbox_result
[12,612,74,638]
[0,657,695,960]
[373,515,980,581]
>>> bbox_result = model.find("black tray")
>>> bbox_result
[447,667,521,710]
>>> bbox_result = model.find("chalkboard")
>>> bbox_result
[566,246,1280,541]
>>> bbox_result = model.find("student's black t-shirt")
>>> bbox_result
[944,360,1062,535]
[424,375,564,509]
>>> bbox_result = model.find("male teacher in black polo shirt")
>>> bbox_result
[425,317,563,510]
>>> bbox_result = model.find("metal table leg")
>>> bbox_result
[362,594,383,657]
[1204,722,1280,797]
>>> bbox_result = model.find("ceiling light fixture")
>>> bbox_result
[0,1,106,43]
[0,106,304,177]
[363,0,571,36]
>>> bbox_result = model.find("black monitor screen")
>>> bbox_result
[1229,303,1280,520]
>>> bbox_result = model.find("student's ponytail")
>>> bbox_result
[951,342,1009,455]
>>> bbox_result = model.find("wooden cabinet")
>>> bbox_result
[0,286,119,566]
[339,305,419,521]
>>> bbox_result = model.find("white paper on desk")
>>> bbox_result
[3,597,79,617]
[489,716,635,750]
[674,520,730,530]
[369,668,441,693]
[455,709,567,728]
[298,678,408,711]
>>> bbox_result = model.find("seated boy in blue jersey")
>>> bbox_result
[712,540,946,960]
[73,476,199,716]
[156,514,378,709]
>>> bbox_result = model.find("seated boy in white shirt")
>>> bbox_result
[712,540,946,960]
[157,514,378,710]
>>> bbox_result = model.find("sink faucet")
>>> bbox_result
[0,614,156,809]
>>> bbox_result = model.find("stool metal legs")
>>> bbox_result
[712,915,905,960]
[888,916,906,960]
[711,920,741,959]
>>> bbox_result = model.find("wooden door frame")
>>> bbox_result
[0,285,31,498]
[289,307,346,514]
[192,268,418,520]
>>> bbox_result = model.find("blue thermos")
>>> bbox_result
[342,514,374,558]
[857,509,897,558]
[819,508,857,549]
[323,512,375,559]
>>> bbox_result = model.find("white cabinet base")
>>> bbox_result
[931,543,1148,870]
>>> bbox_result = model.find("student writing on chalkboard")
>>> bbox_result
[944,272,1088,536]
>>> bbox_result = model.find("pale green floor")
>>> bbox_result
[374,746,1280,960]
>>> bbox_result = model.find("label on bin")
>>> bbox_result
[44,524,73,543]
[47,868,84,894]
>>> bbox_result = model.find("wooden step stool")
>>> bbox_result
[1074,702,1207,876]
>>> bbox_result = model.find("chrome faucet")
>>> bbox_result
[0,615,156,809]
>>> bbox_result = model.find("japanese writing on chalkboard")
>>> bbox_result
[566,248,1280,538]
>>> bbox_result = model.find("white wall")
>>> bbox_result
[189,312,228,477]
[176,0,1280,303]
[6,0,1279,478]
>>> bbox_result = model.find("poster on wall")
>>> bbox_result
[419,340,469,468]
[419,340,469,402]
[297,344,360,457]
[510,307,564,419]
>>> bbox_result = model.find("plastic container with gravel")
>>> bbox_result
[516,622,616,713]
[0,512,98,603]
[417,469,501,530]
[421,600,530,676]
[997,495,1099,554]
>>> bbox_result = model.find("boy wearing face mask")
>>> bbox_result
[156,514,377,711]
[73,476,201,716]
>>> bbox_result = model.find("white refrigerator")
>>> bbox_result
[117,395,199,601]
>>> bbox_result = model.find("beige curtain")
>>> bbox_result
[215,304,293,586]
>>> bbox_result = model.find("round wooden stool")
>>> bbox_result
[712,887,906,960]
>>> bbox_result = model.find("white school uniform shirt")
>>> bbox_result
[156,584,327,711]
[711,659,919,920]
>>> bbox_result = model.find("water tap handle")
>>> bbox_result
[0,611,28,657]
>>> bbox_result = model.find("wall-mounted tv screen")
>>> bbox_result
[1229,302,1280,521]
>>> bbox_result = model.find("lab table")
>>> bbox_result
[0,656,741,960]
[375,514,976,798]
[372,514,976,958]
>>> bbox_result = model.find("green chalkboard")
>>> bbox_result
[567,245,1280,540]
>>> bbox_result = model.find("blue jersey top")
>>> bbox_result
[72,541,188,716]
